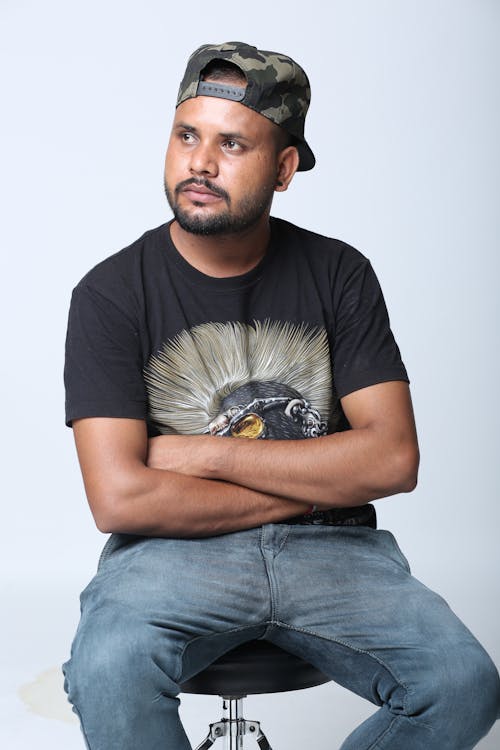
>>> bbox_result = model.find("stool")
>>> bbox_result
[181,639,330,749]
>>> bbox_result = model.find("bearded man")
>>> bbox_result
[63,41,500,749]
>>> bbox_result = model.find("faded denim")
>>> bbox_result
[63,524,500,749]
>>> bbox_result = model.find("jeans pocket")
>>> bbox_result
[382,530,412,574]
[97,533,142,570]
[97,534,118,570]
[79,534,142,604]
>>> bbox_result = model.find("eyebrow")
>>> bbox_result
[174,122,252,143]
[175,122,197,133]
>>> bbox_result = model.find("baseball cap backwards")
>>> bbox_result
[176,41,316,172]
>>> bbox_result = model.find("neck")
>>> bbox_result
[169,215,271,278]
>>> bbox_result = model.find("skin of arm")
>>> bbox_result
[72,417,312,537]
[146,381,420,508]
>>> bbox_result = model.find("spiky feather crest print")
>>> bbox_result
[144,320,332,435]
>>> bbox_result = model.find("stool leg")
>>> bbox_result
[193,736,216,750]
[255,728,273,750]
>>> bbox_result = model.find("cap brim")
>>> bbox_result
[296,140,316,172]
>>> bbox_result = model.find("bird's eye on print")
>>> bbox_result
[230,413,265,439]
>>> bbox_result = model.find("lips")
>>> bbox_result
[182,185,221,204]
[176,178,230,206]
[183,185,217,195]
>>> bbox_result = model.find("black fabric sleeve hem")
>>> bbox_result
[66,404,147,428]
[336,369,410,400]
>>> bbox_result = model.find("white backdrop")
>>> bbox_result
[1,0,499,747]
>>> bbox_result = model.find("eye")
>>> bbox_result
[223,139,243,152]
[231,413,265,439]
[180,132,196,144]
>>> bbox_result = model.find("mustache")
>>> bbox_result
[175,178,230,204]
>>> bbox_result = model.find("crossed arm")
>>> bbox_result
[73,380,419,538]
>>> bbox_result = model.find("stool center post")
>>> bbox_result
[222,697,244,749]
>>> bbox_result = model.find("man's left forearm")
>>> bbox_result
[148,428,418,508]
[147,382,420,508]
[208,427,417,507]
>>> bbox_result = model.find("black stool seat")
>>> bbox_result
[181,639,330,696]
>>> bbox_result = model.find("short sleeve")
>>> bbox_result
[332,258,409,399]
[64,282,148,426]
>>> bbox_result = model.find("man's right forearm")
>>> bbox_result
[90,464,311,538]
[73,417,311,537]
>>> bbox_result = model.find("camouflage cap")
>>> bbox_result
[176,41,315,172]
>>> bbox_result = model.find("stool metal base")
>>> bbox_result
[194,697,273,750]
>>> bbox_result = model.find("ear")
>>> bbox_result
[275,146,300,192]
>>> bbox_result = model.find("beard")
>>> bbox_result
[164,177,274,236]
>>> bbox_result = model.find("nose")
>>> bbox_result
[189,140,219,178]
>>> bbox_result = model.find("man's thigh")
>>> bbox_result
[71,529,273,681]
[270,525,488,700]
[87,530,272,626]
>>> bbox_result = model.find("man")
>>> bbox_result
[63,42,500,749]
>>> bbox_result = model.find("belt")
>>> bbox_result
[287,503,376,528]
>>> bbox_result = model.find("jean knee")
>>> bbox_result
[414,640,500,743]
[446,643,499,712]
[464,646,500,723]
[64,615,180,710]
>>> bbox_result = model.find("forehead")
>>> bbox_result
[173,95,277,140]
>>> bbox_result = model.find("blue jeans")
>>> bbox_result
[63,524,500,749]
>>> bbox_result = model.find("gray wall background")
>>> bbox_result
[1,0,499,747]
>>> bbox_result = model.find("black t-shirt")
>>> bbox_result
[64,217,408,437]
